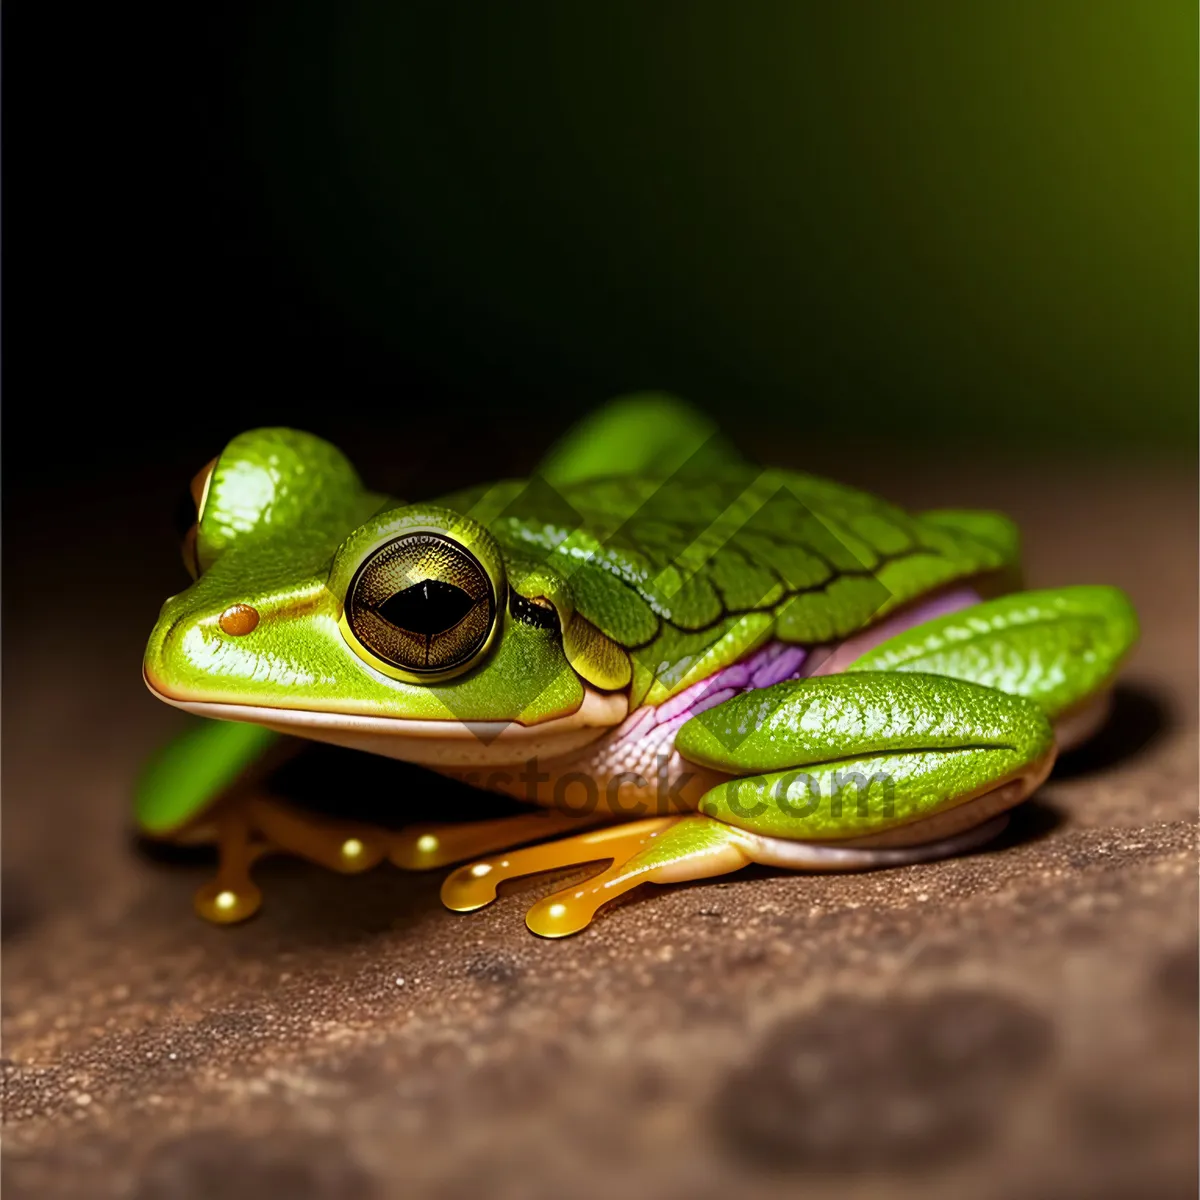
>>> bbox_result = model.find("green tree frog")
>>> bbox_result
[139,395,1138,937]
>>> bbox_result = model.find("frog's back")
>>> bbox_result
[440,462,1018,707]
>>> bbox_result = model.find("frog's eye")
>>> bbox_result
[176,457,217,579]
[340,531,502,681]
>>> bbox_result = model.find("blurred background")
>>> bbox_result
[4,4,1196,1197]
[5,0,1195,502]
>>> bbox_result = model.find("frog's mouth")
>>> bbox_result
[143,670,630,768]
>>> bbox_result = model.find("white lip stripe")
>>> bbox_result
[143,673,628,767]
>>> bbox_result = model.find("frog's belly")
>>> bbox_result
[468,701,732,815]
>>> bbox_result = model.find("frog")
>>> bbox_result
[139,393,1139,937]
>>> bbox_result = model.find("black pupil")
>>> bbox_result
[376,579,476,635]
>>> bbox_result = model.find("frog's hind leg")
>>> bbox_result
[441,808,959,938]
[845,584,1139,753]
[514,805,1029,937]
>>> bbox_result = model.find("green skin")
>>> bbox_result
[139,393,1138,933]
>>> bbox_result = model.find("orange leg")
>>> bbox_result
[191,795,392,925]
[436,815,753,937]
[390,809,609,870]
[246,796,390,874]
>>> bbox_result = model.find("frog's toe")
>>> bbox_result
[187,797,401,924]
[519,815,754,937]
[246,798,390,875]
[192,818,271,925]
[391,810,607,871]
[194,877,263,924]
[438,815,760,936]
[505,806,1021,938]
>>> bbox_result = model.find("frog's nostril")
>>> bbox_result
[219,604,260,636]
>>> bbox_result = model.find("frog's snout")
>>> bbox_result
[142,591,273,703]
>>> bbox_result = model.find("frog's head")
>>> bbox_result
[144,429,626,765]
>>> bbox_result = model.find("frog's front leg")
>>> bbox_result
[443,673,1055,936]
[139,719,409,924]
[188,795,400,925]
[192,806,272,924]
[390,809,611,871]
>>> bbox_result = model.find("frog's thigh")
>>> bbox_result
[845,584,1139,750]
[727,764,1046,874]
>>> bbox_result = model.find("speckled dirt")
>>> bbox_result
[3,455,1196,1199]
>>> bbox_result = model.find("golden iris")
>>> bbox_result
[343,532,497,678]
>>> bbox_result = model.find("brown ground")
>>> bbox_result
[3,452,1197,1199]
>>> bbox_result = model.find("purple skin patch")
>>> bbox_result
[644,585,982,731]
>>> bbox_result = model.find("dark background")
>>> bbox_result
[5,1,1196,513]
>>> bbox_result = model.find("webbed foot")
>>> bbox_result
[191,796,398,925]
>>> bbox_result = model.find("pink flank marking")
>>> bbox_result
[650,585,982,726]
[802,585,982,678]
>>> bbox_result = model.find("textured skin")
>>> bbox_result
[145,433,585,725]
[441,466,1018,707]
[845,585,1139,718]
[675,672,1054,840]
[674,672,1053,774]
[196,427,385,573]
